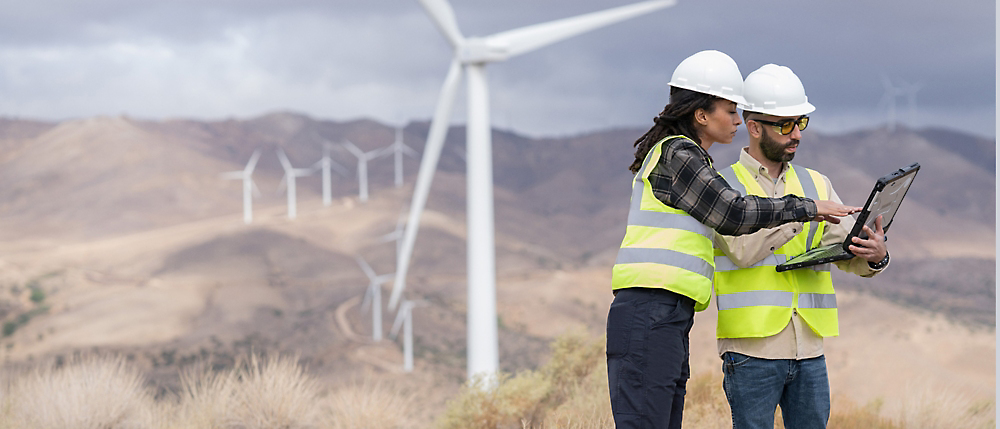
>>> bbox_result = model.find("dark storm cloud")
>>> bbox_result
[0,0,993,137]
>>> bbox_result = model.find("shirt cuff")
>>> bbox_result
[802,198,817,220]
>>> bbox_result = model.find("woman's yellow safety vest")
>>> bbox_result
[611,136,715,312]
[713,162,838,338]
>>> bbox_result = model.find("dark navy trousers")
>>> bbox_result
[607,287,696,429]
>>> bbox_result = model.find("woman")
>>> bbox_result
[606,50,857,429]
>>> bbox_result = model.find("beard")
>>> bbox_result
[760,131,798,163]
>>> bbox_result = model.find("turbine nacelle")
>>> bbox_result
[459,38,510,64]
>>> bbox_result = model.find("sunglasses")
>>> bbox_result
[752,115,809,135]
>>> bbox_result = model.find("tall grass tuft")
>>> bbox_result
[228,354,322,429]
[4,354,158,429]
[324,375,418,429]
[172,363,240,429]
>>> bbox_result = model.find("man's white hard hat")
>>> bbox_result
[668,50,747,106]
[741,64,815,117]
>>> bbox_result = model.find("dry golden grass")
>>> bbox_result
[2,354,160,429]
[0,338,992,429]
[324,375,419,429]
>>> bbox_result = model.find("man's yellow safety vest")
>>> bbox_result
[713,162,839,338]
[611,136,715,312]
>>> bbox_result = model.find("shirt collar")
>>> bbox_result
[737,147,788,183]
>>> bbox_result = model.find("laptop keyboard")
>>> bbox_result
[798,245,846,260]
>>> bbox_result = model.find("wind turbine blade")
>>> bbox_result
[220,171,243,180]
[331,159,349,176]
[244,149,262,174]
[361,285,373,313]
[487,0,675,58]
[276,172,288,193]
[276,149,293,171]
[355,255,377,281]
[342,140,365,158]
[389,59,463,310]
[390,302,410,339]
[376,273,395,284]
[418,0,465,48]
[251,179,262,198]
[401,144,419,157]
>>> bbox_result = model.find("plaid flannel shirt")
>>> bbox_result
[647,137,817,236]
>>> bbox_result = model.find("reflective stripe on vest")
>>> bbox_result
[714,162,839,338]
[611,135,715,311]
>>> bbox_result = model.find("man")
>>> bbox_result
[712,64,890,429]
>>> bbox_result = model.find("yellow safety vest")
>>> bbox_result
[713,162,839,338]
[611,136,715,312]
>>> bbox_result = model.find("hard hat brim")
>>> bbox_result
[669,82,748,106]
[739,101,816,117]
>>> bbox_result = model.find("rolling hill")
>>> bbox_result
[0,113,992,424]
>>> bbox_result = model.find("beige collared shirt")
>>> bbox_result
[714,148,884,360]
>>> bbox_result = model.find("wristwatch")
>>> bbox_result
[868,252,890,270]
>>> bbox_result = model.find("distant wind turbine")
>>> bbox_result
[391,0,677,380]
[879,75,922,132]
[382,127,419,188]
[220,149,262,224]
[312,142,349,206]
[357,255,393,342]
[377,212,407,267]
[276,149,313,219]
[342,140,387,203]
[390,299,425,373]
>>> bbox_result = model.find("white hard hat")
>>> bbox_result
[741,64,815,116]
[668,50,747,105]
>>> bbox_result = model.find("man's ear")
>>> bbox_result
[747,119,762,139]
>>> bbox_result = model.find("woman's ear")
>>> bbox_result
[694,108,708,126]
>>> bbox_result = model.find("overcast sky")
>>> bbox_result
[0,1,995,138]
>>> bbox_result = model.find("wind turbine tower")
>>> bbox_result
[342,140,386,203]
[276,149,314,219]
[391,0,677,380]
[357,255,394,342]
[313,142,349,206]
[220,149,262,224]
[391,299,425,372]
[384,127,419,188]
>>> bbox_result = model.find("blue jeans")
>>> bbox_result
[722,352,830,429]
[607,288,695,429]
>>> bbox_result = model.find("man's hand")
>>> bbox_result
[848,215,888,263]
[812,200,861,224]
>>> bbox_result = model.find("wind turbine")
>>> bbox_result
[276,149,313,219]
[342,140,387,203]
[377,213,407,267]
[220,149,262,224]
[391,0,677,380]
[357,255,394,342]
[382,127,419,188]
[312,142,349,206]
[899,81,923,127]
[390,299,425,373]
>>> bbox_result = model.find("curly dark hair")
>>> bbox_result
[629,87,723,173]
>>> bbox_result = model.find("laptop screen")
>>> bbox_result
[852,163,919,241]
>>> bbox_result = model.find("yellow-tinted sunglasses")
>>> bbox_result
[752,115,809,135]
